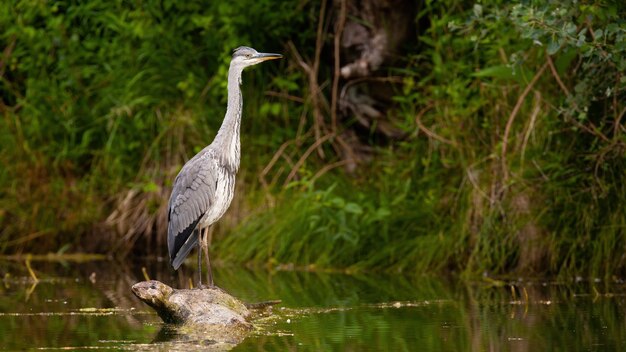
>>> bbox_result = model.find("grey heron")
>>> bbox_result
[167,46,282,287]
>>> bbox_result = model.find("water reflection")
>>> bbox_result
[149,324,244,351]
[0,258,625,351]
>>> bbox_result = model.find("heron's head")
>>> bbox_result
[231,46,282,69]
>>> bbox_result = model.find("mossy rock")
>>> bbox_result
[132,280,257,344]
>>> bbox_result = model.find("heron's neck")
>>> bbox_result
[213,66,243,172]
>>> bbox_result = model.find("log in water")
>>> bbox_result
[131,280,250,325]
[132,280,260,345]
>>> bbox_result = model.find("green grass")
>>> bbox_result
[218,1,626,278]
[1,1,625,278]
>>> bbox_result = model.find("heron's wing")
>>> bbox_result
[167,150,218,269]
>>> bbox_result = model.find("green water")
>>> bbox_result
[1,259,625,351]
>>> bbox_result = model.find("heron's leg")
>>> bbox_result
[202,227,214,287]
[197,229,202,287]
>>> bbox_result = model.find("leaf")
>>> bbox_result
[473,4,483,18]
[330,197,345,208]
[547,39,560,55]
[472,65,532,83]
[555,48,577,75]
[142,181,159,193]
[344,203,363,215]
[593,29,603,40]
[472,65,515,80]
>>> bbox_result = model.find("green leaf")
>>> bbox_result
[547,39,560,55]
[473,4,483,18]
[555,48,577,75]
[472,65,532,83]
[142,181,159,193]
[472,65,515,80]
[344,203,363,215]
[593,29,603,40]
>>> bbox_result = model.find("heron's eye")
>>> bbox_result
[246,54,253,59]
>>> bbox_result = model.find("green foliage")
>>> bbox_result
[219,0,626,278]
[0,0,312,253]
[1,0,625,279]
[510,1,625,120]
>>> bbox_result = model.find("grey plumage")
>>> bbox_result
[166,47,282,285]
[168,147,218,270]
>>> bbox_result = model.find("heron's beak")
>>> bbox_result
[253,52,283,62]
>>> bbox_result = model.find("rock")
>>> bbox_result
[132,280,253,344]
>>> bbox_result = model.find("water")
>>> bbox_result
[1,258,625,351]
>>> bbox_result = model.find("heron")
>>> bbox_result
[167,46,282,288]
